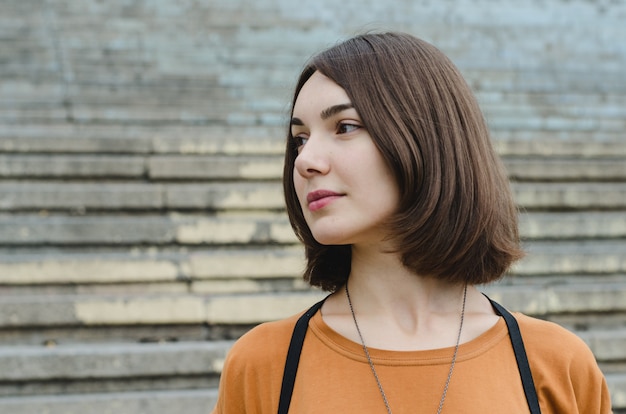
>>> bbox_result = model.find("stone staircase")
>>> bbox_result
[0,0,625,412]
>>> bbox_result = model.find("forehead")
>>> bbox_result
[293,71,352,116]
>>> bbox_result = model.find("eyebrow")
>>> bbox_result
[290,103,355,127]
[320,103,354,120]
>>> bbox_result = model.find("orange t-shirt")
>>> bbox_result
[212,307,612,413]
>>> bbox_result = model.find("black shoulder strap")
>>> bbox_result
[277,298,326,414]
[488,297,542,414]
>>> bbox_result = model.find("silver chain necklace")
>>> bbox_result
[345,283,468,414]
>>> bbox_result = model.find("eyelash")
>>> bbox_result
[292,134,308,148]
[292,122,362,150]
[336,122,361,134]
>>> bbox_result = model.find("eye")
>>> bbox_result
[336,122,361,134]
[292,134,309,151]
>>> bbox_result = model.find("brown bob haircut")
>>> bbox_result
[283,32,524,292]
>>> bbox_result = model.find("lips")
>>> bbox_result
[306,190,343,212]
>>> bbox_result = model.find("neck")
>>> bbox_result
[347,245,465,317]
[321,244,499,351]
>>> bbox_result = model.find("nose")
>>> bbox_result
[293,135,330,178]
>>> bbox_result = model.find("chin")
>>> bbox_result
[310,231,350,246]
[313,237,347,246]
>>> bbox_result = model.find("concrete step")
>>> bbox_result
[0,240,623,289]
[0,108,67,123]
[512,182,626,210]
[0,291,324,328]
[0,376,622,413]
[483,276,626,316]
[0,182,285,211]
[0,81,64,104]
[483,103,626,125]
[68,105,258,126]
[0,124,284,155]
[0,331,623,394]
[612,375,626,412]
[0,389,218,414]
[476,91,626,111]
[0,211,623,246]
[4,102,625,130]
[578,330,626,365]
[0,154,284,181]
[0,246,305,286]
[493,133,626,153]
[0,213,295,246]
[0,155,146,178]
[0,341,227,395]
[0,332,624,383]
[514,241,626,276]
[6,83,625,125]
[1,276,625,329]
[518,212,626,240]
[147,155,284,180]
[464,69,626,95]
[0,181,624,211]
[488,114,626,133]
[1,153,625,182]
[64,83,239,107]
[505,157,626,182]
[0,123,622,157]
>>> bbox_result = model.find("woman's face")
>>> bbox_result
[290,71,400,247]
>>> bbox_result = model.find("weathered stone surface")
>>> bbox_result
[187,247,304,279]
[204,291,326,324]
[73,295,207,325]
[0,107,67,122]
[483,281,626,315]
[150,126,284,155]
[164,182,284,210]
[191,278,309,294]
[0,155,145,178]
[519,212,626,240]
[0,182,163,211]
[0,0,625,409]
[0,298,79,327]
[0,341,229,381]
[175,215,296,244]
[6,280,624,328]
[0,389,218,414]
[0,127,151,154]
[3,181,623,212]
[505,158,626,181]
[0,240,622,287]
[512,241,626,275]
[0,295,206,326]
[578,330,626,362]
[0,124,277,156]
[1,212,622,246]
[0,253,180,284]
[0,213,296,245]
[8,151,626,183]
[610,374,626,409]
[512,183,626,209]
[0,215,174,245]
[148,155,283,180]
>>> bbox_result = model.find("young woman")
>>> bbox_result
[213,32,611,413]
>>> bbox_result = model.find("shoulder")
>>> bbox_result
[213,311,310,413]
[513,313,612,412]
[514,313,593,362]
[225,312,303,369]
[231,314,301,352]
